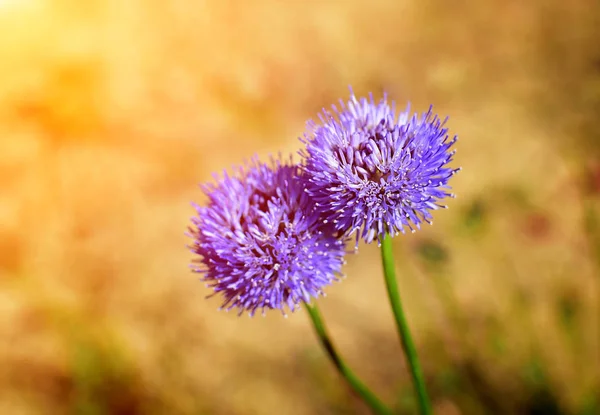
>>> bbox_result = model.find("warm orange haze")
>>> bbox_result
[0,1,598,414]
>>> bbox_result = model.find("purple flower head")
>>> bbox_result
[301,89,460,245]
[188,157,347,317]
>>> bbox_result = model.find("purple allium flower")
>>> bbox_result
[188,158,347,317]
[301,89,460,245]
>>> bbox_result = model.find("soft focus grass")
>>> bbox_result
[0,1,599,414]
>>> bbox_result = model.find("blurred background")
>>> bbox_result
[1,0,599,414]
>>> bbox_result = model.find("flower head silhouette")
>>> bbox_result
[301,90,460,245]
[188,158,347,316]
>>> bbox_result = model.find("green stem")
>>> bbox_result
[380,234,432,415]
[304,302,393,415]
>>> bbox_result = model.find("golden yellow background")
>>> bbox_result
[1,1,598,414]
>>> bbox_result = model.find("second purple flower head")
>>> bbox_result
[188,158,347,317]
[301,89,460,245]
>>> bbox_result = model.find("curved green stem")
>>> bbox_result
[304,302,393,415]
[380,234,432,415]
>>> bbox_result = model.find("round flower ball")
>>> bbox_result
[188,158,347,317]
[301,90,460,245]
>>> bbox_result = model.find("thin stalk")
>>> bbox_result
[304,302,393,415]
[380,234,432,415]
